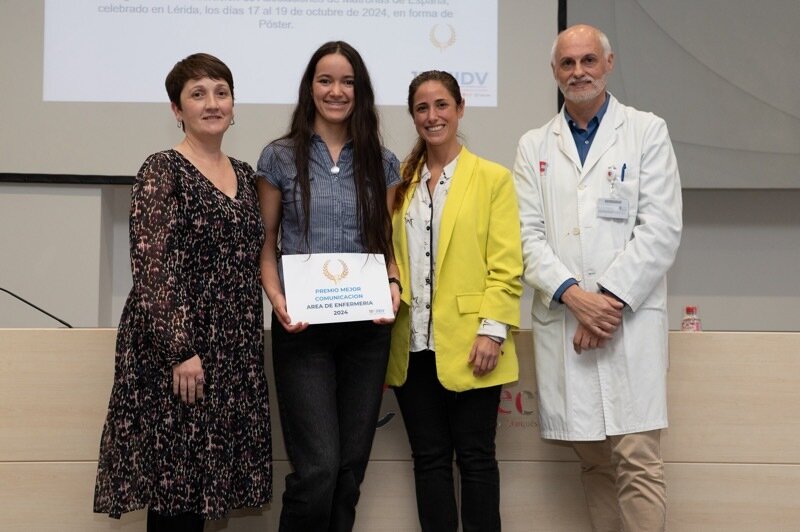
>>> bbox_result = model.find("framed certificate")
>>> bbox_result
[281,253,394,324]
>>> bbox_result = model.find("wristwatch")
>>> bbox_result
[387,277,403,294]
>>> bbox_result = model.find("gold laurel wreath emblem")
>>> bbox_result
[322,259,349,285]
[430,24,456,52]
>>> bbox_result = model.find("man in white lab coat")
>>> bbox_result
[514,24,682,531]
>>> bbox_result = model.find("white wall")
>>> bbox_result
[567,0,800,188]
[0,185,112,327]
[668,189,800,332]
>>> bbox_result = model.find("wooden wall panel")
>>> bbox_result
[0,329,116,461]
[499,461,591,530]
[5,460,797,531]
[0,460,419,531]
[0,462,144,531]
[664,332,800,463]
[665,463,800,531]
[2,329,799,530]
[498,461,800,531]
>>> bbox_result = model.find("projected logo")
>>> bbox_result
[410,68,492,100]
[430,24,457,51]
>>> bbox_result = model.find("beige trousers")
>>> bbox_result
[572,430,666,532]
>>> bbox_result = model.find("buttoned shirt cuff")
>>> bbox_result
[478,319,509,341]
[553,278,579,304]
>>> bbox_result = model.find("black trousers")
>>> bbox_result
[271,315,391,532]
[146,508,204,532]
[394,350,502,532]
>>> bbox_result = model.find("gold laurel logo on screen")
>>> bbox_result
[430,24,456,51]
[322,259,349,285]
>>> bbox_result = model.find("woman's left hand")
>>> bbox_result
[468,335,502,377]
[373,282,400,325]
[172,354,205,404]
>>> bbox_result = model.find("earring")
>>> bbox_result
[230,117,236,126]
[176,120,183,129]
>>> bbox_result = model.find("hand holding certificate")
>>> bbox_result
[282,253,395,325]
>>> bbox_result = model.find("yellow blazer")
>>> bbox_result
[387,147,523,391]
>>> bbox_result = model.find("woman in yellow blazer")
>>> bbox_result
[387,70,523,532]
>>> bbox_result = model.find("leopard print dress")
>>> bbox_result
[94,150,272,519]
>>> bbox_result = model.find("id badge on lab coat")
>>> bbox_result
[597,197,629,220]
[598,164,629,220]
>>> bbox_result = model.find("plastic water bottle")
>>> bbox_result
[681,305,702,331]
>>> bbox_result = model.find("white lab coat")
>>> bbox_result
[514,94,682,441]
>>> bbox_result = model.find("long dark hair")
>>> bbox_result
[280,41,391,257]
[394,70,463,210]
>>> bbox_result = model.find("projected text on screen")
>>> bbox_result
[43,0,498,106]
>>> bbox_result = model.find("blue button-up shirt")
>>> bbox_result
[565,93,610,165]
[256,134,400,255]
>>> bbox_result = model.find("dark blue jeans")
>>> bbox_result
[394,350,502,532]
[271,315,391,532]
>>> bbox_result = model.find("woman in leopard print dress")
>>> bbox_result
[93,54,272,531]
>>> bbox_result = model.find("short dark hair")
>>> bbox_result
[165,53,234,109]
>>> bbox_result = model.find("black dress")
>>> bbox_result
[94,150,272,519]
